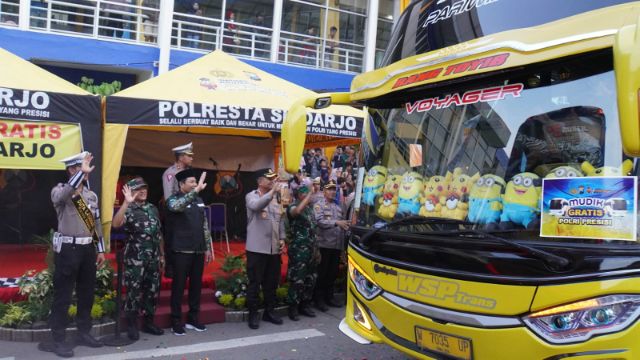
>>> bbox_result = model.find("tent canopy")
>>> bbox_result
[105,50,363,138]
[102,50,364,242]
[0,47,102,189]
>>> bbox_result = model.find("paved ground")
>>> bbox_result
[0,307,409,360]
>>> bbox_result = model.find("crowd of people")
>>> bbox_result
[39,142,357,357]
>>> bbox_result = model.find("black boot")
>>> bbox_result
[142,314,164,335]
[39,341,74,358]
[288,305,300,321]
[248,309,260,329]
[299,302,317,317]
[263,307,283,325]
[126,312,139,341]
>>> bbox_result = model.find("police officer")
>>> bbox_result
[112,177,165,341]
[245,169,286,329]
[162,142,194,200]
[162,142,194,278]
[310,177,324,205]
[313,180,349,311]
[39,152,105,358]
[286,182,319,321]
[166,169,213,336]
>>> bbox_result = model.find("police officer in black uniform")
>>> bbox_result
[39,152,106,358]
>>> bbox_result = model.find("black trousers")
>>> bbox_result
[315,248,341,302]
[246,251,281,310]
[170,252,204,323]
[49,243,97,342]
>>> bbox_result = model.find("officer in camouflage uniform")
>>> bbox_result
[286,182,319,321]
[113,177,165,341]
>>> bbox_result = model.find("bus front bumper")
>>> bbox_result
[340,285,637,360]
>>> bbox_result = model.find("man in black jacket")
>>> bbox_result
[166,169,213,336]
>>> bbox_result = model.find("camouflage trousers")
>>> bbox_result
[124,250,161,315]
[287,240,318,306]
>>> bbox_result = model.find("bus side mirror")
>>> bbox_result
[614,20,640,157]
[314,97,332,109]
[281,93,352,174]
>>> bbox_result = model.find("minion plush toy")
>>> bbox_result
[377,173,402,219]
[398,171,424,215]
[500,172,542,229]
[419,175,447,218]
[440,168,480,221]
[362,165,387,206]
[545,165,583,179]
[468,174,505,224]
[581,159,634,177]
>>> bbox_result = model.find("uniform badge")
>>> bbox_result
[167,174,173,181]
[261,210,268,219]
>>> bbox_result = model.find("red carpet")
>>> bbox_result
[0,241,289,303]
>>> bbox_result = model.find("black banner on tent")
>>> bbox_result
[106,96,363,139]
[0,86,103,197]
[0,86,100,124]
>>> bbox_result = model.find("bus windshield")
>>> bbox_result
[382,0,635,67]
[357,50,637,247]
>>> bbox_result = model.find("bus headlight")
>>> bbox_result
[348,257,382,300]
[523,294,640,344]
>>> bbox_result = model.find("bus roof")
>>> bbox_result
[351,1,639,102]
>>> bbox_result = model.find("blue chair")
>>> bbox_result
[206,203,230,252]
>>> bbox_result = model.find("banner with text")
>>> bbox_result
[0,119,82,170]
[106,97,363,138]
[540,177,638,241]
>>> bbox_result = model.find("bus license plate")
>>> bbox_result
[415,327,473,360]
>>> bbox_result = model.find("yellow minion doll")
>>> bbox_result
[377,173,402,219]
[544,165,583,179]
[397,171,424,215]
[362,165,387,206]
[468,174,505,224]
[499,172,541,229]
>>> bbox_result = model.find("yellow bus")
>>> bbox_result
[281,1,640,359]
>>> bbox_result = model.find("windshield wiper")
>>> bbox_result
[465,229,571,270]
[359,215,471,247]
[358,216,571,271]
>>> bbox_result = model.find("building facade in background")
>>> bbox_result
[0,0,398,91]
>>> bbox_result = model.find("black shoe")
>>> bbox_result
[127,313,139,341]
[171,323,186,336]
[185,321,207,332]
[39,341,74,358]
[288,305,300,321]
[314,299,328,312]
[325,298,343,308]
[299,303,317,317]
[76,332,103,348]
[248,310,260,329]
[263,308,283,325]
[142,321,164,336]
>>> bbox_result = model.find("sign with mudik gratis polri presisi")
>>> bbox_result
[540,177,638,241]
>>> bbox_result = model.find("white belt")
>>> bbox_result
[60,236,93,245]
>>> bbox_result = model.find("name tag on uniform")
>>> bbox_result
[197,203,205,207]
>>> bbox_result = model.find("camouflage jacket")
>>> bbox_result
[124,202,162,254]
